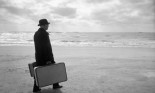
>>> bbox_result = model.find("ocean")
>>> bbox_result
[0,32,155,48]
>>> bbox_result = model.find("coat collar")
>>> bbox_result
[38,28,49,35]
[39,28,46,32]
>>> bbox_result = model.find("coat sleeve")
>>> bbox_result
[34,32,45,65]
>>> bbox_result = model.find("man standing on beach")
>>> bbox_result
[33,19,62,92]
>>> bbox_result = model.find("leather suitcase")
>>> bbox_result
[28,62,67,87]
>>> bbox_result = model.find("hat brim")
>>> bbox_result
[38,22,50,26]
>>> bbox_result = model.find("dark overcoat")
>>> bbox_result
[34,28,55,66]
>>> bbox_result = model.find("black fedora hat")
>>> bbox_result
[38,19,50,26]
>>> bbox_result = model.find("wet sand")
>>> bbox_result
[0,46,155,93]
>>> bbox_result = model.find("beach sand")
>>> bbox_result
[0,46,155,93]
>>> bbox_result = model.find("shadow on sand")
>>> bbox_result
[41,88,63,93]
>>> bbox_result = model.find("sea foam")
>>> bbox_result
[0,32,155,48]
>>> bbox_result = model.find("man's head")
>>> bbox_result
[38,19,50,30]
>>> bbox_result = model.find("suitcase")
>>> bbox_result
[28,62,67,87]
[28,62,37,77]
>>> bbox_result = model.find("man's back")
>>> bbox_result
[34,28,54,66]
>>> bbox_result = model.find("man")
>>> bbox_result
[33,19,62,92]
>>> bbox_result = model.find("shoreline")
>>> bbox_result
[0,45,154,58]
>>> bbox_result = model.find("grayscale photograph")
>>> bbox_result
[0,0,155,93]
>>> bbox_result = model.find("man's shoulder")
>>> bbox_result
[34,30,48,39]
[34,31,39,37]
[35,29,45,35]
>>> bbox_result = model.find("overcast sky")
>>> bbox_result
[0,0,154,32]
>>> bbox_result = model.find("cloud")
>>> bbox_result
[86,0,113,3]
[2,6,32,16]
[89,0,155,24]
[0,8,34,24]
[0,0,154,32]
[0,0,36,24]
[52,7,77,18]
[4,0,36,8]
